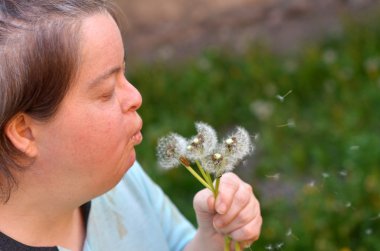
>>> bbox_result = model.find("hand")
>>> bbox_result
[192,172,262,250]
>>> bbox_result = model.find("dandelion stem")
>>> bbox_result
[182,164,213,191]
[195,160,214,192]
[235,241,241,251]
[224,236,231,251]
[215,177,221,198]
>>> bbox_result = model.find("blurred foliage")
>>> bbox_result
[129,12,380,251]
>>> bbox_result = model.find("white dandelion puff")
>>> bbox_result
[157,133,187,169]
[221,126,254,161]
[201,148,238,177]
[186,122,217,160]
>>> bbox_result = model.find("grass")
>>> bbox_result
[129,12,380,251]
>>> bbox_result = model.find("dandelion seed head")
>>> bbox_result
[201,148,237,176]
[186,122,217,160]
[157,133,187,169]
[213,153,222,160]
[226,138,234,145]
[222,126,254,160]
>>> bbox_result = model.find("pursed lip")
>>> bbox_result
[131,116,143,145]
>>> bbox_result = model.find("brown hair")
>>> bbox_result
[0,0,118,202]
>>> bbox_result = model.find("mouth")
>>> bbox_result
[131,130,143,145]
[131,119,143,145]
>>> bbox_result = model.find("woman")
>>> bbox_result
[0,0,262,250]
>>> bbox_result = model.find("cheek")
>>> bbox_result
[72,115,125,161]
[52,106,127,168]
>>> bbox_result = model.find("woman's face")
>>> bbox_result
[32,13,143,200]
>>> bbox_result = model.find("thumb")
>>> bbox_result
[193,188,216,233]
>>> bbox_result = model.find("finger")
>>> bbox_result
[229,212,263,242]
[213,183,253,229]
[193,188,216,232]
[215,173,240,214]
[214,192,258,234]
[193,188,215,215]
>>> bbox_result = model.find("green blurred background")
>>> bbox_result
[121,2,380,250]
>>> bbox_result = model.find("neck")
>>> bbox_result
[0,190,86,251]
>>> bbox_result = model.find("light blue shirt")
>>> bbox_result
[58,162,196,251]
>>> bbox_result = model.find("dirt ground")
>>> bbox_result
[114,0,379,63]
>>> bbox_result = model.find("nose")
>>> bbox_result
[118,78,142,113]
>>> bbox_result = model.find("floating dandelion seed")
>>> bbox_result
[266,173,281,181]
[339,170,348,177]
[254,133,260,141]
[186,122,217,160]
[286,228,299,240]
[322,49,337,64]
[322,172,330,179]
[276,90,293,102]
[250,100,274,121]
[365,228,373,235]
[307,180,316,188]
[349,145,360,151]
[265,244,274,250]
[364,57,380,73]
[277,119,295,128]
[284,60,297,73]
[345,202,352,208]
[370,213,380,220]
[276,242,284,249]
[286,229,292,237]
[157,133,187,169]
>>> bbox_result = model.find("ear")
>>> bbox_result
[5,113,38,158]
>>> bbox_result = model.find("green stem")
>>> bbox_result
[182,164,213,191]
[215,177,221,198]
[235,241,241,251]
[224,236,231,251]
[195,160,214,192]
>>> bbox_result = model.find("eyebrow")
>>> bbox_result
[87,65,123,89]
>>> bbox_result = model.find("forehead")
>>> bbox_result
[73,13,124,87]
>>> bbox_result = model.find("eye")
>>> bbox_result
[99,89,115,101]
